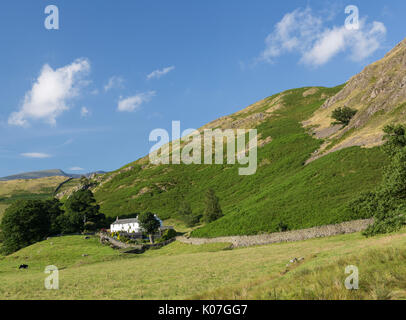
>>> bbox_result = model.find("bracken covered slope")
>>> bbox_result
[90,85,386,237]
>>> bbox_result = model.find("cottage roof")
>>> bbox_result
[111,218,139,225]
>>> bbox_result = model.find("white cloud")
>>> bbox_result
[260,7,386,67]
[81,106,90,118]
[117,91,156,112]
[147,66,175,80]
[301,26,348,65]
[69,166,84,171]
[21,152,52,159]
[104,76,124,91]
[9,58,90,126]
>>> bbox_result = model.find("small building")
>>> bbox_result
[110,215,172,237]
[110,217,144,233]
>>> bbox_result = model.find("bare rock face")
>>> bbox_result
[304,37,406,161]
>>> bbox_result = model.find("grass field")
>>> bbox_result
[92,86,387,237]
[0,176,67,198]
[1,230,405,300]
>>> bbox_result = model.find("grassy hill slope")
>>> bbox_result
[1,230,406,299]
[92,86,387,237]
[0,176,68,220]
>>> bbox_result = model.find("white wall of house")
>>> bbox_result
[110,215,163,233]
[111,222,141,233]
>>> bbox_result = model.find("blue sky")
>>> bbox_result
[0,0,404,176]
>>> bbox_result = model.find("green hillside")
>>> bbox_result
[0,176,68,221]
[92,86,387,237]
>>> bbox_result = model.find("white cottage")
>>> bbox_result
[110,215,164,233]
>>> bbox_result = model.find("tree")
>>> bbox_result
[63,189,105,233]
[382,124,406,156]
[138,212,161,243]
[331,106,357,126]
[203,189,223,223]
[46,198,65,235]
[349,124,406,236]
[178,201,200,227]
[0,199,63,255]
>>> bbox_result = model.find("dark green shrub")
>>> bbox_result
[331,107,357,126]
[161,228,177,241]
[382,124,406,156]
[203,189,223,223]
[277,220,290,232]
[178,201,200,227]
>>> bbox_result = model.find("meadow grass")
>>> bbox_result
[0,176,67,198]
[195,232,406,300]
[1,230,405,300]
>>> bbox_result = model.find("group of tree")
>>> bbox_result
[0,189,106,255]
[178,189,223,227]
[349,124,406,236]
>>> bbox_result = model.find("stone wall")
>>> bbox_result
[176,219,374,248]
[98,233,175,251]
[99,234,134,249]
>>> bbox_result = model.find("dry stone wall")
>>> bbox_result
[177,219,374,248]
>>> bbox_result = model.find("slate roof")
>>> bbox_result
[111,218,139,225]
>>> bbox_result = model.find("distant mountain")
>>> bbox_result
[0,169,106,181]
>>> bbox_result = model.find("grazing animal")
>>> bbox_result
[19,264,29,270]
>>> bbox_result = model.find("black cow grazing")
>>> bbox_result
[19,264,29,270]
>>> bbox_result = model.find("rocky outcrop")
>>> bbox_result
[302,88,319,97]
[304,37,406,162]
